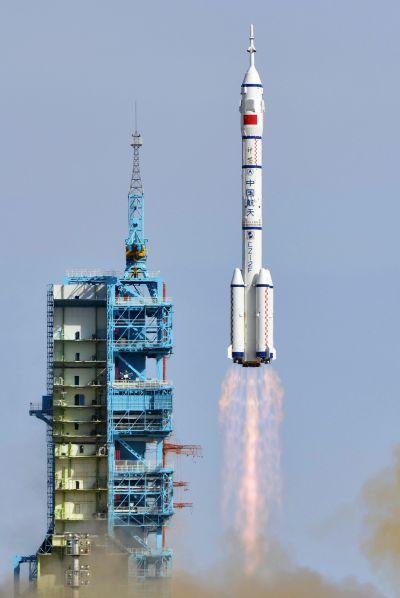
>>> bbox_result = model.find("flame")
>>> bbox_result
[219,367,284,574]
[237,370,262,572]
[219,367,244,517]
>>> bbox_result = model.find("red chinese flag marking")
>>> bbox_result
[244,114,257,125]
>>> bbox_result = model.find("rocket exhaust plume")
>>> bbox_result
[219,366,284,574]
[238,371,261,569]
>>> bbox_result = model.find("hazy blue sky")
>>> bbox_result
[1,1,399,595]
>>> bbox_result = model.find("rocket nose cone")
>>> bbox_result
[257,268,273,286]
[242,65,262,86]
[231,268,245,286]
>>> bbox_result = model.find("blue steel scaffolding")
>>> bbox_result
[106,279,174,583]
[105,129,174,584]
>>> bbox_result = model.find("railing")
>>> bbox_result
[55,478,107,490]
[53,430,105,438]
[111,397,172,412]
[53,415,104,423]
[53,330,107,341]
[114,483,167,492]
[113,316,169,324]
[112,338,171,349]
[114,297,172,306]
[65,269,161,279]
[53,401,106,408]
[53,400,104,407]
[66,269,121,278]
[53,357,106,363]
[127,547,172,557]
[114,505,170,515]
[114,461,161,473]
[53,378,106,387]
[55,512,107,521]
[55,448,105,457]
[112,420,171,432]
[53,288,107,301]
[111,380,172,389]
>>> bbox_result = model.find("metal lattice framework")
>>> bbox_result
[125,130,147,275]
[111,303,172,353]
[46,285,55,535]
[107,277,174,583]
[129,131,143,195]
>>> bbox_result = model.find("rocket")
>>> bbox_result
[228,25,276,367]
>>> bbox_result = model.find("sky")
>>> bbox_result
[0,0,399,595]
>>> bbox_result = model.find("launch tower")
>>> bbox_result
[14,127,176,596]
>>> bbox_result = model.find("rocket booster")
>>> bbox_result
[228,25,276,367]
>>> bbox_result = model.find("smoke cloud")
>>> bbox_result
[6,549,381,598]
[171,570,381,598]
[171,536,382,598]
[362,446,400,593]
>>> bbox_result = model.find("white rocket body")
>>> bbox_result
[229,26,276,367]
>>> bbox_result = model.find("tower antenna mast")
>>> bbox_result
[125,102,147,276]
